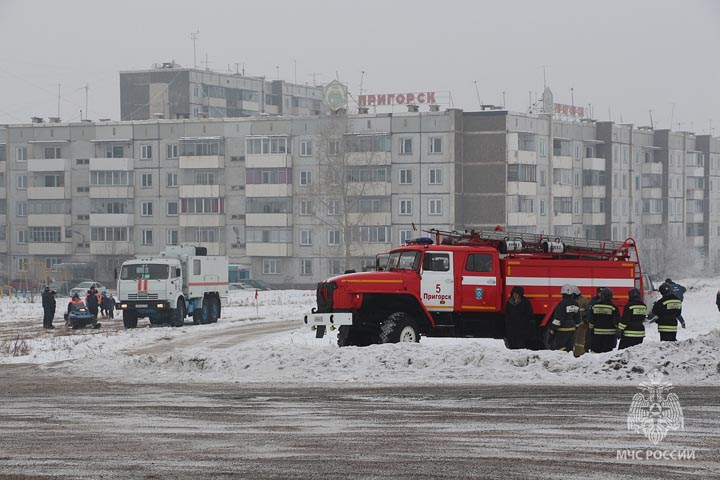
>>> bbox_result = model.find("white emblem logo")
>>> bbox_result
[627,371,684,445]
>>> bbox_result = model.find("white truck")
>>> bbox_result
[117,246,229,328]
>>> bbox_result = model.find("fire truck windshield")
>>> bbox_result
[120,263,170,280]
[386,251,421,271]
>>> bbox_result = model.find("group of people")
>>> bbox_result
[504,278,687,353]
[41,285,116,329]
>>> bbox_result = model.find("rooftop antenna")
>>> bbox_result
[201,53,212,71]
[502,90,506,109]
[542,65,547,90]
[359,70,365,97]
[570,87,575,121]
[190,30,200,68]
[649,109,654,129]
[473,80,482,108]
[276,65,280,79]
[294,60,297,83]
[84,83,89,120]
[57,83,61,119]
[670,102,675,130]
[234,62,242,75]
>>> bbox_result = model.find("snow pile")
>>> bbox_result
[2,280,719,386]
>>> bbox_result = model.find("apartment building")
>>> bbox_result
[120,62,324,120]
[0,109,718,287]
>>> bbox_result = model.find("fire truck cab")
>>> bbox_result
[304,228,645,348]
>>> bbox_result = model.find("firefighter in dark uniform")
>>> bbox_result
[617,288,647,349]
[652,283,682,341]
[41,286,56,329]
[505,286,534,349]
[589,288,620,353]
[549,284,580,352]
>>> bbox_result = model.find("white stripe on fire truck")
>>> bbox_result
[462,276,498,286]
[505,277,635,287]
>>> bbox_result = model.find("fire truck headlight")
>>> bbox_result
[120,303,128,309]
[157,303,164,309]
[311,325,317,331]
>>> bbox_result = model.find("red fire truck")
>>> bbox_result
[304,228,646,348]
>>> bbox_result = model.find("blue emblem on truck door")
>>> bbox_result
[475,288,484,300]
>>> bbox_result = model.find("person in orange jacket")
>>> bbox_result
[85,287,101,318]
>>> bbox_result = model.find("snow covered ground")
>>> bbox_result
[1,279,719,386]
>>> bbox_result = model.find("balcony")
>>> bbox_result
[686,166,704,178]
[179,155,224,169]
[194,243,223,256]
[28,242,71,255]
[347,212,392,225]
[245,184,292,198]
[348,243,392,257]
[27,158,68,172]
[89,186,134,199]
[583,158,605,170]
[246,213,292,227]
[641,187,662,198]
[27,186,66,200]
[345,182,390,197]
[246,242,292,257]
[346,151,391,166]
[640,213,663,224]
[507,182,536,196]
[552,212,573,225]
[582,213,606,225]
[90,242,135,256]
[507,212,537,226]
[582,186,606,198]
[28,213,70,227]
[641,162,662,175]
[686,213,705,223]
[551,183,572,197]
[552,155,573,169]
[686,236,705,248]
[89,157,134,171]
[179,184,224,198]
[686,189,704,200]
[245,154,292,169]
[509,150,537,165]
[178,214,226,228]
[90,213,134,227]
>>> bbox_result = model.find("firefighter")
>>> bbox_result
[41,286,56,329]
[584,286,604,351]
[86,287,101,319]
[716,288,720,313]
[617,288,647,349]
[589,288,620,353]
[651,283,682,341]
[65,293,84,326]
[572,285,590,357]
[549,284,580,352]
[505,286,534,349]
[664,278,686,328]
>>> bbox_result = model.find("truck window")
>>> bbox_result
[194,259,201,275]
[386,251,421,271]
[120,264,170,280]
[120,265,143,280]
[466,253,492,272]
[423,253,450,272]
[146,264,169,279]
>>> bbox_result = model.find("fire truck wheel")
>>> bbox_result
[337,326,353,347]
[172,299,186,327]
[123,311,138,329]
[380,313,420,344]
[208,297,220,323]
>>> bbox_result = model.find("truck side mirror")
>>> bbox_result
[175,268,181,278]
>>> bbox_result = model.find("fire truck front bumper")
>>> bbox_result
[303,312,353,330]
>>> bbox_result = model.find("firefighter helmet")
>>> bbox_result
[659,283,671,295]
[561,284,576,296]
[601,288,613,300]
[628,288,641,300]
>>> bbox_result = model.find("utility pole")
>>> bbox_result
[473,80,481,108]
[190,30,200,68]
[84,84,89,120]
[359,70,365,97]
[57,83,61,118]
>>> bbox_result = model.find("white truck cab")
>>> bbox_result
[117,246,228,328]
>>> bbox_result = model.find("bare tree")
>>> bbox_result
[640,232,709,280]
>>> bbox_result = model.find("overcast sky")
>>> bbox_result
[0,0,717,133]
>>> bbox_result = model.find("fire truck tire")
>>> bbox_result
[208,297,220,323]
[172,299,186,327]
[337,326,352,347]
[380,313,420,344]
[123,311,138,329]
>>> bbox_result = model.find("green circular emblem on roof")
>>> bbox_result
[323,80,348,112]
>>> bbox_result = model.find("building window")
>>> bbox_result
[300,230,312,246]
[16,147,27,161]
[399,199,413,215]
[428,199,443,215]
[539,140,546,156]
[263,258,281,274]
[194,228,218,243]
[300,259,313,276]
[90,171,131,186]
[399,229,413,244]
[245,168,291,185]
[245,137,290,155]
[141,173,153,188]
[300,140,312,156]
[429,168,442,185]
[166,173,178,187]
[91,227,132,242]
[328,230,341,246]
[399,169,413,185]
[141,201,153,217]
[142,229,153,245]
[166,144,178,159]
[508,164,537,182]
[328,140,340,155]
[17,258,28,272]
[328,259,342,275]
[17,230,27,244]
[300,200,313,216]
[167,229,179,246]
[299,171,312,186]
[327,200,340,216]
[42,174,64,187]
[17,201,27,217]
[400,138,413,155]
[140,145,153,160]
[540,200,546,216]
[29,227,62,243]
[180,198,224,214]
[44,147,62,159]
[167,202,178,216]
[45,258,61,270]
[16,174,27,190]
[106,145,124,158]
[429,137,442,154]
[348,226,390,243]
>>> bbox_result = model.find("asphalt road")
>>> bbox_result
[0,366,718,479]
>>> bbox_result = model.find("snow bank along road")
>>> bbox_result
[0,366,718,480]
